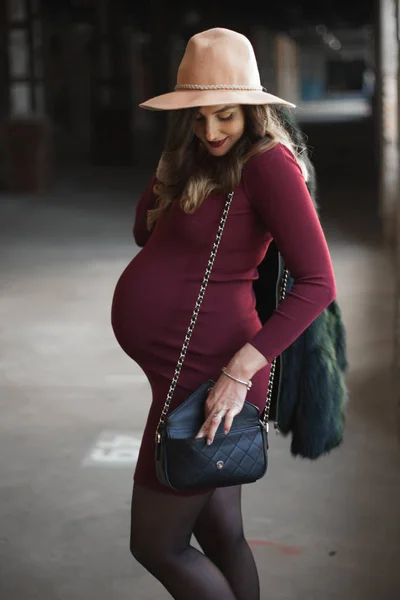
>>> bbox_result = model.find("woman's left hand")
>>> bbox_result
[194,374,248,445]
[195,344,267,445]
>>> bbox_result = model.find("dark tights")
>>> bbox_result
[130,484,260,600]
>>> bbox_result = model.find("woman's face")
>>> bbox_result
[194,104,245,156]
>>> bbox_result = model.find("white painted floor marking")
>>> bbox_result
[82,431,142,467]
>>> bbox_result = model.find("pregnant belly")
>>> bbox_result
[111,253,262,376]
[111,252,183,358]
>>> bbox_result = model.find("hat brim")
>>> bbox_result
[139,89,296,111]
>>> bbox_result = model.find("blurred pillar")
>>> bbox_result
[131,0,172,165]
[0,1,9,119]
[275,33,301,107]
[251,26,277,96]
[300,46,327,101]
[62,23,93,162]
[130,31,156,165]
[376,0,399,247]
[148,0,171,152]
[1,0,51,192]
[251,28,301,107]
[395,0,400,435]
[3,114,51,191]
[91,0,133,165]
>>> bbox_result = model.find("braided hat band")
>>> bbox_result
[175,84,264,91]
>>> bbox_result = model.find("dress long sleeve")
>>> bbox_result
[242,143,337,363]
[133,175,158,247]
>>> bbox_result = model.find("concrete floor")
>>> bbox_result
[0,117,399,599]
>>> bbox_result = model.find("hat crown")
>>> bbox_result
[177,28,261,88]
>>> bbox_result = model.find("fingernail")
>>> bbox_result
[207,440,212,445]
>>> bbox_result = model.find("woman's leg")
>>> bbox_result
[193,485,260,600]
[130,484,237,600]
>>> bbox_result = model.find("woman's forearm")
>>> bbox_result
[225,343,268,381]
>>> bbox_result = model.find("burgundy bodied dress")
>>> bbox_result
[111,143,336,495]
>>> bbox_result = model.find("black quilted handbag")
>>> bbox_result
[155,192,288,491]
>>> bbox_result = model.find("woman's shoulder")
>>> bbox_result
[244,141,296,171]
[241,141,304,199]
[242,142,300,188]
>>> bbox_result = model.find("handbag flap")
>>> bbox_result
[166,380,261,438]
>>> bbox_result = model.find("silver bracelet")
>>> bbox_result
[221,367,253,390]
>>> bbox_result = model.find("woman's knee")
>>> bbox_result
[214,528,246,553]
[129,483,209,569]
[130,520,182,570]
[196,522,245,555]
[195,509,247,557]
[194,485,246,555]
[130,525,162,567]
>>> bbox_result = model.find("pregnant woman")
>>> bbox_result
[111,28,336,600]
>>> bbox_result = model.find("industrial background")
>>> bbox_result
[0,1,399,599]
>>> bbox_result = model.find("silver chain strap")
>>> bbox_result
[155,192,235,442]
[261,267,289,427]
[155,191,290,442]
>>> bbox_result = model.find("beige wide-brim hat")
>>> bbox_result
[140,28,296,111]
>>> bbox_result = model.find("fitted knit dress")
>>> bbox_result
[111,143,336,495]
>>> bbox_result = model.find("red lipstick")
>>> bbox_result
[209,138,228,148]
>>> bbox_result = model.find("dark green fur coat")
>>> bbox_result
[253,108,348,460]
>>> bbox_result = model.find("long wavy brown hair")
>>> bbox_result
[147,104,308,230]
